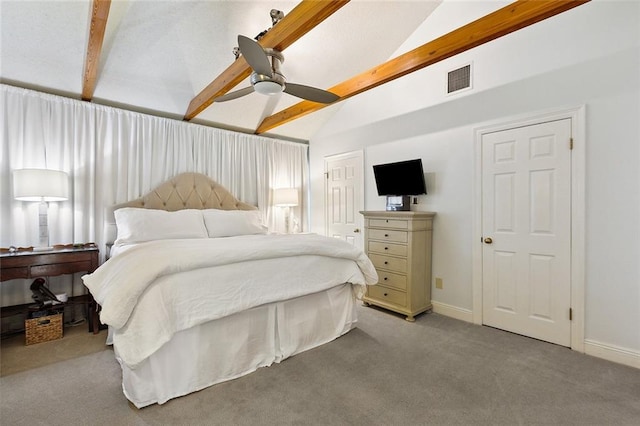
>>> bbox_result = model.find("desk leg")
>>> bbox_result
[92,304,100,334]
[88,296,100,334]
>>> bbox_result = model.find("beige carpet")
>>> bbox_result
[0,322,108,376]
[1,307,639,425]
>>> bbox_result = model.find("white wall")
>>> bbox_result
[309,1,640,356]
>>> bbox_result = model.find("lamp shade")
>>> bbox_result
[13,169,69,202]
[273,188,299,207]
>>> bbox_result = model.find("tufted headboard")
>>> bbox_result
[113,173,257,212]
[105,173,257,246]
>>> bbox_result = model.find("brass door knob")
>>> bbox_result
[484,237,493,244]
[353,228,360,233]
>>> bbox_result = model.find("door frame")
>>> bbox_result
[471,106,586,352]
[323,150,365,246]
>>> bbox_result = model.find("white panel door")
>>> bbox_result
[482,119,571,346]
[325,151,364,248]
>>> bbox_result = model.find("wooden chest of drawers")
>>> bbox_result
[360,211,435,321]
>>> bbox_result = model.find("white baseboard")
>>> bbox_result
[431,301,473,323]
[584,339,640,369]
[431,302,639,369]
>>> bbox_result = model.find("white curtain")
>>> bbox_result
[0,85,308,305]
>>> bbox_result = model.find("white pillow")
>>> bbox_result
[114,208,208,246]
[202,209,268,238]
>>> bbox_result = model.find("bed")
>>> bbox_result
[82,173,377,408]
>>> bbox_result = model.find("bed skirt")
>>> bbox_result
[115,283,358,408]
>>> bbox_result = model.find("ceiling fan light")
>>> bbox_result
[254,80,282,95]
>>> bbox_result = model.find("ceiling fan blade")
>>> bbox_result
[284,83,339,104]
[214,86,255,102]
[238,35,272,77]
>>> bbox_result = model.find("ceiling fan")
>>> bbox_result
[214,35,340,104]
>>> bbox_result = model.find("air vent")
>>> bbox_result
[447,64,471,94]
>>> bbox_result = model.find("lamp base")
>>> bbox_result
[32,246,54,252]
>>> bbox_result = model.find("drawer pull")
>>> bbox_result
[384,261,388,265]
[384,293,388,296]
[384,234,389,237]
[383,277,388,281]
[384,247,388,250]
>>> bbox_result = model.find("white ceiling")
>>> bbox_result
[1,0,442,141]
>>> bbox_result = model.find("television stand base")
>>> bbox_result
[385,195,411,211]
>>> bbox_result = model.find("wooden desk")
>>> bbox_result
[0,246,101,333]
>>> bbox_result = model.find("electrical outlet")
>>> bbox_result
[435,277,443,289]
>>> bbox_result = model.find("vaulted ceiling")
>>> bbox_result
[1,0,588,141]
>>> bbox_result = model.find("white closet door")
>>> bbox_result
[482,119,572,346]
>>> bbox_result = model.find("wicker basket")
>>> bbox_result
[25,313,63,345]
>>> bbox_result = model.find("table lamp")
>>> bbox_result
[273,188,299,234]
[13,168,69,251]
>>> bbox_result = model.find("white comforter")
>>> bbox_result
[83,233,377,368]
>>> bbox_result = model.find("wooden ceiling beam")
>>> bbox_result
[255,0,590,135]
[183,0,349,121]
[82,0,111,101]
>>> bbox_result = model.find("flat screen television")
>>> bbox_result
[373,159,427,211]
[373,159,427,196]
